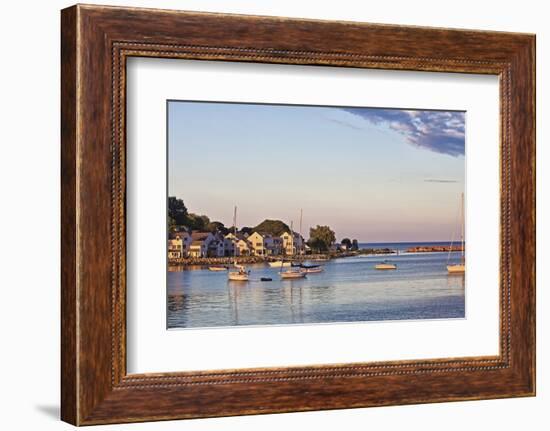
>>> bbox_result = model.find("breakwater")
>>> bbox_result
[168,248,394,267]
[407,245,463,253]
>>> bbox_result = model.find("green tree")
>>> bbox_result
[206,221,228,235]
[253,219,290,236]
[168,216,177,232]
[187,213,210,231]
[307,237,326,253]
[168,196,188,226]
[308,225,336,252]
[351,239,359,251]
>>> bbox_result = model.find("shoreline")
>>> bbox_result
[168,248,395,267]
[406,245,463,253]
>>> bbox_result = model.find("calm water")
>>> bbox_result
[167,243,465,329]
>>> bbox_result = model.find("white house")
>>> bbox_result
[188,231,215,258]
[168,238,183,259]
[236,239,252,256]
[168,231,192,258]
[280,231,305,255]
[224,232,252,256]
[247,232,283,256]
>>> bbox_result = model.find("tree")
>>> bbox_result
[308,225,336,252]
[186,213,210,231]
[341,238,352,249]
[253,219,290,236]
[206,221,228,235]
[168,196,188,226]
[351,239,359,251]
[240,226,253,236]
[307,237,326,253]
[168,216,177,232]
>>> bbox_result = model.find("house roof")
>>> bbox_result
[169,231,189,240]
[191,231,211,241]
[225,232,246,240]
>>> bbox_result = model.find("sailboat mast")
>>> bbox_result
[299,209,303,256]
[290,220,294,255]
[233,206,237,260]
[460,193,465,261]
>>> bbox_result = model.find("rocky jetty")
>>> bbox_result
[407,245,463,253]
[168,248,394,267]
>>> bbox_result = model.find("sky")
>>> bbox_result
[168,101,465,242]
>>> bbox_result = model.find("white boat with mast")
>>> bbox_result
[228,206,250,282]
[447,193,466,274]
[279,219,307,279]
[375,260,397,270]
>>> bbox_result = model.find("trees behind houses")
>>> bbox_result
[253,219,290,236]
[168,196,227,233]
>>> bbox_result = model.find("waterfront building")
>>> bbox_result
[247,232,282,256]
[168,230,192,258]
[168,237,184,259]
[280,231,305,255]
[236,238,252,256]
[207,239,225,257]
[188,231,215,258]
[224,232,252,256]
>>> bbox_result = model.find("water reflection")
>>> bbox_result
[167,252,466,329]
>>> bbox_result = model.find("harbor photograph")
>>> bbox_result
[167,100,466,329]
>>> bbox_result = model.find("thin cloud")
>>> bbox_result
[424,179,459,183]
[341,108,465,157]
[326,117,365,130]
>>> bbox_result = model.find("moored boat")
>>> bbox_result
[299,263,324,273]
[447,264,465,274]
[280,269,307,279]
[268,261,291,268]
[304,266,324,274]
[227,206,249,282]
[208,266,228,272]
[447,193,466,275]
[375,262,397,270]
[228,264,250,281]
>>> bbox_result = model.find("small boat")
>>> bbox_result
[375,262,397,270]
[447,264,465,274]
[304,266,324,274]
[260,277,273,282]
[268,261,291,268]
[228,264,250,281]
[447,193,466,275]
[280,269,307,279]
[227,206,249,282]
[208,266,228,272]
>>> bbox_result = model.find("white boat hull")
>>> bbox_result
[280,270,307,279]
[447,264,465,274]
[304,267,324,273]
[208,266,227,272]
[228,271,249,281]
[268,261,291,267]
[375,263,397,270]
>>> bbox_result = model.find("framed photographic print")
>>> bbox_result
[61,4,535,425]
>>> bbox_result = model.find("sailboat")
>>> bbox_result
[228,206,250,282]
[447,193,466,274]
[280,219,307,280]
[375,261,397,270]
